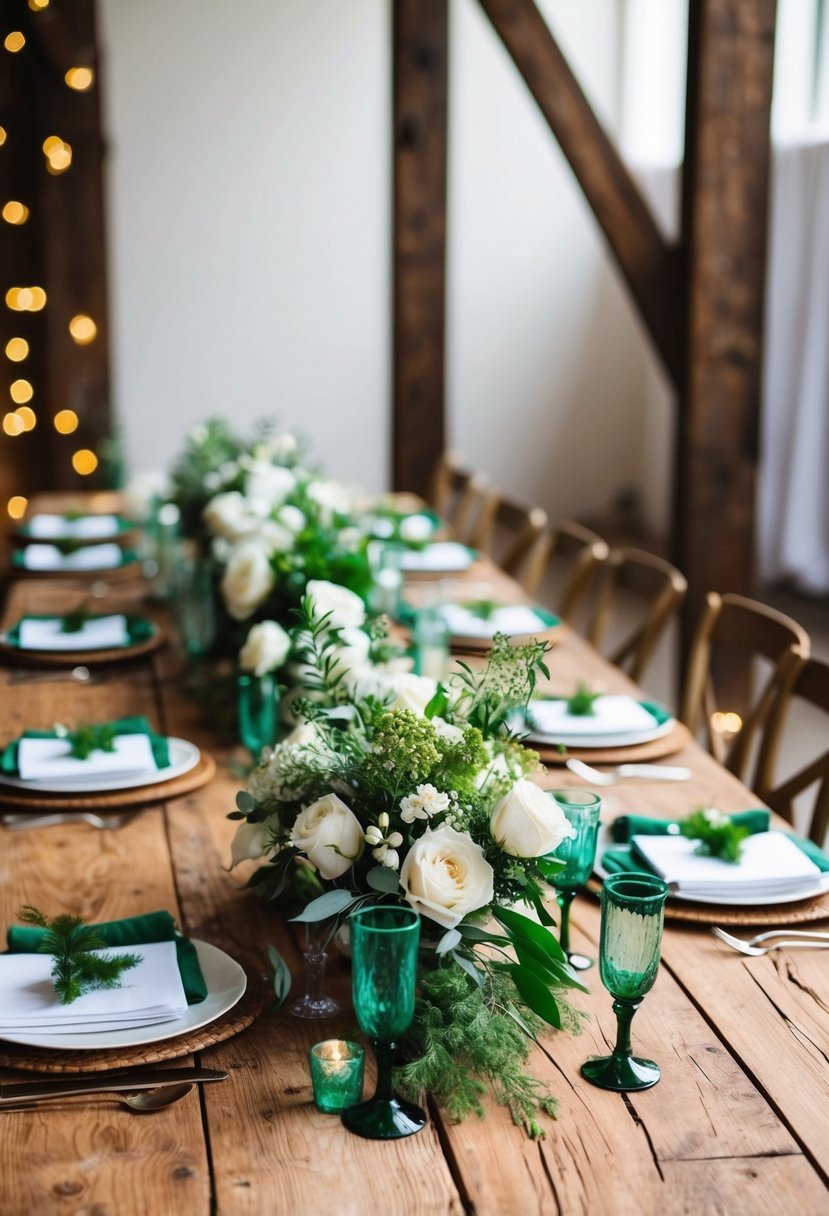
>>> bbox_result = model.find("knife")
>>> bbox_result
[0,1066,227,1105]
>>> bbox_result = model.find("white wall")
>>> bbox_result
[101,0,669,531]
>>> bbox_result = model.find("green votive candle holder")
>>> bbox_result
[309,1040,365,1113]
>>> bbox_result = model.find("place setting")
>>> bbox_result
[402,580,561,652]
[10,540,141,581]
[0,907,259,1074]
[14,511,137,544]
[0,714,215,818]
[0,604,163,669]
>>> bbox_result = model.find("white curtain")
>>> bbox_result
[620,0,829,593]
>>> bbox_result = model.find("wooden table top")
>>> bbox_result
[0,542,827,1215]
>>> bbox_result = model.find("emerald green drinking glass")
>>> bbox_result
[237,673,279,761]
[548,790,602,971]
[581,873,669,1091]
[341,905,426,1140]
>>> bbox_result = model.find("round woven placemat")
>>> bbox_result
[0,623,164,669]
[0,751,216,812]
[536,721,691,765]
[0,972,265,1074]
[587,877,829,926]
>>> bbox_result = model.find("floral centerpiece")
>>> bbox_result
[231,597,588,1135]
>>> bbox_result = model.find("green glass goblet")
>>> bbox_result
[341,905,426,1140]
[581,873,669,1092]
[237,673,279,761]
[171,550,217,661]
[548,790,602,971]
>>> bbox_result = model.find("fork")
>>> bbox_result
[565,758,692,785]
[1,810,140,832]
[711,926,829,956]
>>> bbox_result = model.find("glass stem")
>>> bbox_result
[611,998,640,1058]
[372,1039,396,1101]
[303,924,327,1002]
[557,890,576,953]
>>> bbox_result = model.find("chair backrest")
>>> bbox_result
[427,450,490,545]
[586,547,687,685]
[470,493,549,596]
[753,652,829,845]
[540,520,609,626]
[679,592,811,781]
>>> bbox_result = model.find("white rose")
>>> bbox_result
[306,579,366,629]
[307,479,353,522]
[329,627,372,679]
[399,514,434,543]
[490,778,576,858]
[239,620,291,676]
[203,492,254,541]
[400,826,494,929]
[283,720,322,747]
[280,505,306,534]
[259,520,294,553]
[432,717,464,745]
[389,673,438,716]
[291,793,364,880]
[337,526,363,551]
[244,461,296,508]
[261,432,298,462]
[222,540,275,621]
[230,817,275,868]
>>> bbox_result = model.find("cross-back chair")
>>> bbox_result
[539,520,609,626]
[427,450,491,546]
[586,547,687,686]
[679,592,811,782]
[470,493,549,597]
[753,652,829,845]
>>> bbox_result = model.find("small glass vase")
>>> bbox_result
[172,549,217,661]
[237,673,279,761]
[288,919,345,1020]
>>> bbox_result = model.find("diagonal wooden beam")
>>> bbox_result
[392,0,448,496]
[476,0,682,387]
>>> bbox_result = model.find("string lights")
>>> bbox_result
[3,12,101,519]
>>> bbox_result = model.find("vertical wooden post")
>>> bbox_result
[677,0,777,625]
[392,0,448,495]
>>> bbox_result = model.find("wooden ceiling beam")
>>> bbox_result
[476,0,682,387]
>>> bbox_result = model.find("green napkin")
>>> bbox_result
[7,910,207,1005]
[0,715,170,774]
[639,699,672,727]
[399,602,560,630]
[602,810,829,877]
[5,614,155,649]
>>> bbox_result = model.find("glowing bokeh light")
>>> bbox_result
[15,405,35,431]
[4,32,26,53]
[3,412,24,436]
[5,338,28,362]
[7,495,27,519]
[69,314,97,345]
[10,379,33,404]
[2,200,29,225]
[54,409,79,434]
[65,66,94,91]
[72,448,98,475]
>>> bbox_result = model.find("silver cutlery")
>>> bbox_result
[565,758,693,785]
[5,666,108,687]
[742,928,829,946]
[711,926,829,956]
[0,1066,226,1107]
[1,1083,195,1114]
[1,810,141,831]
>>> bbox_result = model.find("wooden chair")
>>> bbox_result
[586,547,687,685]
[679,592,811,781]
[539,520,609,626]
[427,450,491,546]
[753,652,829,844]
[470,493,549,597]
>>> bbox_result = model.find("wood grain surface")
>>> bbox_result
[0,510,827,1214]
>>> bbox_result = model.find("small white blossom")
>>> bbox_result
[399,784,451,824]
[365,815,404,869]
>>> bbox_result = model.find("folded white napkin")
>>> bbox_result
[631,830,821,898]
[439,603,548,639]
[21,543,124,572]
[18,615,129,651]
[401,543,473,573]
[0,941,187,1033]
[17,733,157,783]
[528,695,658,738]
[27,514,120,540]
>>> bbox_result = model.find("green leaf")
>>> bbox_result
[507,964,562,1028]
[424,684,448,721]
[535,856,566,883]
[492,907,565,963]
[290,889,355,923]
[514,944,589,994]
[450,950,485,986]
[526,888,555,927]
[266,944,292,1011]
[436,928,462,955]
[456,924,511,946]
[366,865,401,894]
[235,791,256,813]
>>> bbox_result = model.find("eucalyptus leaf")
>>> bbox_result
[290,889,355,923]
[266,944,292,1011]
[451,950,485,986]
[366,865,401,894]
[235,791,256,813]
[436,928,462,955]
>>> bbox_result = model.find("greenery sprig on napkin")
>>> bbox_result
[0,716,170,774]
[680,807,750,863]
[566,682,601,716]
[16,906,141,1005]
[66,723,117,760]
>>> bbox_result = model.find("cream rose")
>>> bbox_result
[230,817,275,868]
[244,461,296,507]
[389,672,438,716]
[203,491,259,542]
[490,778,576,858]
[328,627,372,679]
[400,826,494,929]
[239,620,291,676]
[306,579,366,629]
[307,478,353,522]
[222,540,275,621]
[291,793,364,880]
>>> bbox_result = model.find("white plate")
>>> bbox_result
[0,940,247,1050]
[0,737,200,795]
[523,717,676,750]
[594,826,829,907]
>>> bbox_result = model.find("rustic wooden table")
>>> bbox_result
[0,547,827,1215]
